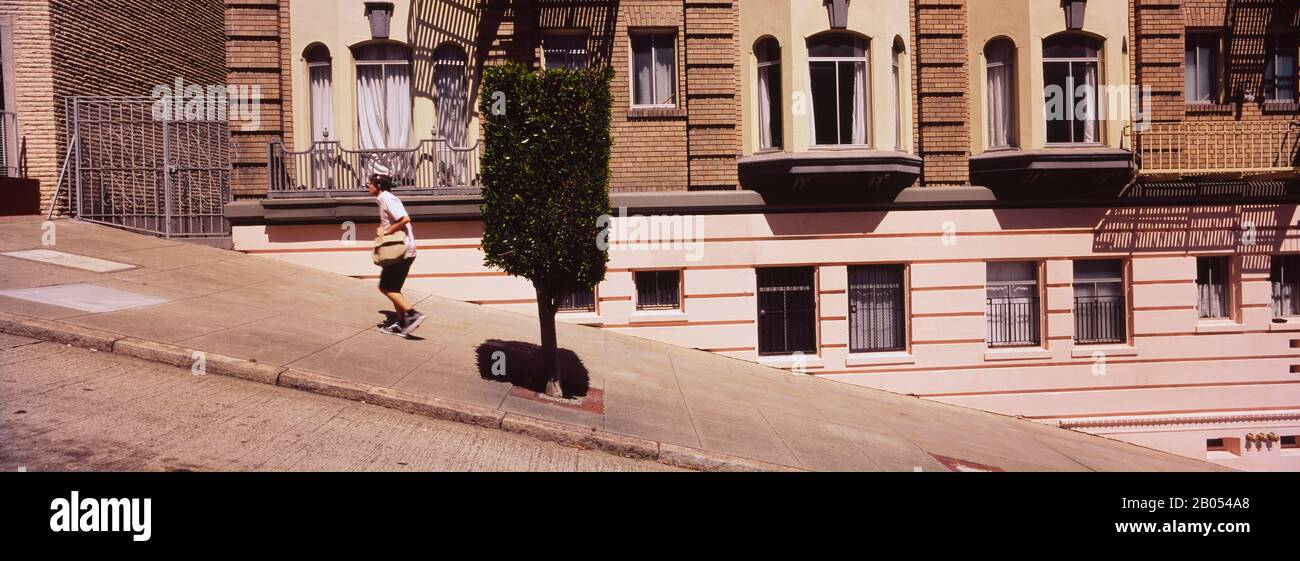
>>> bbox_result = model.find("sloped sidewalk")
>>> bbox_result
[0,217,1227,471]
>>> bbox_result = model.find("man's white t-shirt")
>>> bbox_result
[377,190,417,259]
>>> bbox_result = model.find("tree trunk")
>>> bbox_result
[535,285,563,398]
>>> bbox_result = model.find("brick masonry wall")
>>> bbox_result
[46,0,227,210]
[227,0,291,199]
[0,1,56,203]
[1132,0,1299,171]
[912,0,970,186]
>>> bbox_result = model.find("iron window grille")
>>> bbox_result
[636,270,681,310]
[558,286,596,313]
[1196,256,1231,319]
[987,262,1041,347]
[848,265,905,353]
[1271,255,1300,317]
[1073,260,1127,345]
[757,267,817,356]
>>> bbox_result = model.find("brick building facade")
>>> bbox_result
[0,0,227,212]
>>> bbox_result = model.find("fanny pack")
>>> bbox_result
[372,231,408,267]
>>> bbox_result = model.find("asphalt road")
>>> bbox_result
[0,335,679,472]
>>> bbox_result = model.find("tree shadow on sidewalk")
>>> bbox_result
[474,339,590,398]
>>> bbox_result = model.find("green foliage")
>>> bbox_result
[479,62,613,300]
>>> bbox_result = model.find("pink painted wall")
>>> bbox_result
[232,202,1300,471]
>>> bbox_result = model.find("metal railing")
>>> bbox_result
[1074,296,1126,345]
[0,110,20,178]
[1130,120,1300,178]
[986,297,1041,348]
[268,137,483,198]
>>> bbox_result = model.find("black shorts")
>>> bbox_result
[378,256,415,293]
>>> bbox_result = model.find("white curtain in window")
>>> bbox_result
[850,61,867,145]
[356,65,387,150]
[1081,63,1098,143]
[986,48,1015,148]
[653,37,675,105]
[757,65,773,149]
[633,38,653,105]
[892,51,902,149]
[310,65,333,142]
[309,63,334,189]
[434,45,468,146]
[385,65,412,150]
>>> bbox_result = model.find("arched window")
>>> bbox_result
[891,38,906,150]
[755,38,782,150]
[433,43,469,146]
[807,33,869,146]
[305,45,333,142]
[984,38,1016,148]
[354,43,412,150]
[1043,33,1101,144]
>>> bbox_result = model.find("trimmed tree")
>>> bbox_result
[479,62,613,398]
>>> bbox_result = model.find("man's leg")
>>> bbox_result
[382,289,411,324]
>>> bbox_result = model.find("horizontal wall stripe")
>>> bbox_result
[819,316,847,322]
[1026,404,1300,421]
[911,338,988,346]
[599,296,632,302]
[813,353,1300,376]
[245,243,482,254]
[1132,279,1195,286]
[912,285,984,292]
[601,319,755,328]
[706,347,756,353]
[918,379,1300,399]
[1132,306,1196,312]
[684,292,753,299]
[470,298,535,305]
[912,311,984,318]
[1135,330,1276,337]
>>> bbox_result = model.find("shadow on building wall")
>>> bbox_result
[407,0,619,135]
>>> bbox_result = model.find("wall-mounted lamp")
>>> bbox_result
[365,2,395,39]
[1063,0,1087,31]
[825,0,850,30]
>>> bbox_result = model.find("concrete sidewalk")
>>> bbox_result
[0,217,1227,471]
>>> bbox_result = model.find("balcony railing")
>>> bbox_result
[268,137,483,198]
[1129,120,1300,178]
[1074,296,1126,345]
[986,297,1041,348]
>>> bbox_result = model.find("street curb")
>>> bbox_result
[0,314,807,472]
[500,414,659,460]
[659,443,801,473]
[0,312,122,352]
[114,338,285,385]
[279,368,505,430]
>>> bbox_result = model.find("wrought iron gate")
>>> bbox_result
[68,97,230,238]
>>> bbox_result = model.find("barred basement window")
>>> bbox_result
[558,286,595,313]
[757,267,817,356]
[635,270,680,310]
[1271,255,1300,317]
[1073,260,1126,345]
[987,262,1040,347]
[848,265,905,353]
[1196,256,1231,319]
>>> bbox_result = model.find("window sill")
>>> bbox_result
[844,351,915,367]
[1269,318,1300,332]
[758,354,824,370]
[1195,320,1247,334]
[1184,102,1233,114]
[628,310,687,324]
[556,312,602,325]
[1071,344,1139,358]
[627,107,685,119]
[984,347,1052,361]
[1262,101,1299,113]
